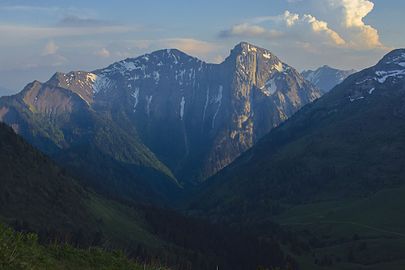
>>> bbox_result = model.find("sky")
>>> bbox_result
[0,0,404,95]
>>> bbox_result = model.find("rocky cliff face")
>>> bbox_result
[88,42,321,183]
[0,42,321,191]
[206,43,320,180]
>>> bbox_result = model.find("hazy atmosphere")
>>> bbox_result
[0,0,404,93]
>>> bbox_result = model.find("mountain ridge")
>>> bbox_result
[190,48,405,219]
[302,65,356,93]
[0,42,321,202]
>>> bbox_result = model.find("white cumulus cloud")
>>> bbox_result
[327,0,383,49]
[220,23,282,39]
[221,11,345,47]
[282,11,346,46]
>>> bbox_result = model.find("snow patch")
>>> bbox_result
[356,78,373,85]
[385,52,405,65]
[368,87,375,95]
[202,86,210,122]
[131,87,140,112]
[375,70,405,83]
[121,61,137,71]
[349,96,365,102]
[212,85,223,128]
[180,96,185,120]
[92,74,113,94]
[263,78,277,96]
[146,95,153,116]
[153,71,160,83]
[263,52,271,59]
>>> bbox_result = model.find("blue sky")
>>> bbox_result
[0,0,404,94]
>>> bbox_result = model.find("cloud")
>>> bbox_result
[39,41,67,67]
[95,48,111,58]
[0,5,60,12]
[300,14,346,46]
[220,11,345,47]
[276,11,345,46]
[219,23,282,39]
[221,0,385,50]
[161,38,220,56]
[282,11,299,27]
[327,0,383,49]
[57,15,117,28]
[0,24,134,45]
[42,41,58,55]
[126,38,221,60]
[328,0,373,28]
[47,54,68,67]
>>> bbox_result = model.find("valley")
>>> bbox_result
[1,40,405,269]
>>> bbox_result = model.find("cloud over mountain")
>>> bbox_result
[221,0,383,50]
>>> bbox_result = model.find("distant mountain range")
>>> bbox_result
[0,42,320,203]
[302,65,356,93]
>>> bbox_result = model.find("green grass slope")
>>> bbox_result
[277,186,405,269]
[0,122,97,241]
[0,81,180,205]
[0,222,167,270]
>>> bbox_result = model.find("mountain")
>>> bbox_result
[193,48,405,219]
[190,49,405,269]
[98,42,320,183]
[0,77,180,204]
[302,65,356,93]
[0,42,321,198]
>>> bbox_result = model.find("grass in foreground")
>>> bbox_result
[0,223,168,270]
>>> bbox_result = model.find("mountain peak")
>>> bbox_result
[122,48,201,66]
[377,49,405,68]
[232,42,274,57]
[302,65,356,93]
[225,42,282,69]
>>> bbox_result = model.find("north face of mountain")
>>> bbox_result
[0,42,320,199]
[92,42,321,184]
[208,43,320,178]
[302,65,356,93]
[191,49,405,221]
